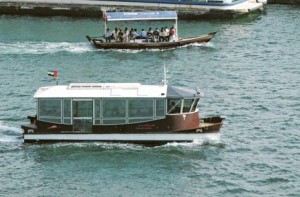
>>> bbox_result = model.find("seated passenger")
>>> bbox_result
[159,27,165,42]
[164,26,169,42]
[113,27,119,41]
[118,30,124,42]
[153,28,159,42]
[169,27,176,42]
[147,28,153,42]
[123,27,129,43]
[133,29,139,39]
[140,29,147,39]
[104,28,112,43]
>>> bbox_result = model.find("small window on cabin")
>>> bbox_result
[191,98,200,112]
[167,99,182,114]
[39,99,62,117]
[128,99,153,118]
[63,99,71,118]
[156,99,165,117]
[182,99,194,113]
[94,99,101,119]
[103,99,126,118]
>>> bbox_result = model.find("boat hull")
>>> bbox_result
[22,116,224,143]
[86,32,216,50]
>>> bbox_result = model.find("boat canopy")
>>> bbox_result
[167,86,201,99]
[105,11,178,21]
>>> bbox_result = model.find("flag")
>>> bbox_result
[48,70,58,78]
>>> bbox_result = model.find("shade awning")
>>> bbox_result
[105,11,178,21]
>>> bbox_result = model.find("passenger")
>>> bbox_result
[169,26,176,42]
[123,27,129,42]
[164,26,169,42]
[113,27,119,42]
[129,28,134,42]
[140,29,147,39]
[153,28,159,42]
[104,28,112,43]
[118,30,124,42]
[159,27,165,42]
[147,28,153,42]
[133,28,139,39]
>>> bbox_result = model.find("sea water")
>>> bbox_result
[0,5,299,196]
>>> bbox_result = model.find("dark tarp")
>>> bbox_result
[167,86,201,99]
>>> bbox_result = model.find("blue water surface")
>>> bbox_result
[0,5,299,196]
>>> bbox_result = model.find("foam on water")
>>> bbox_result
[0,121,23,143]
[162,133,222,148]
[0,42,91,55]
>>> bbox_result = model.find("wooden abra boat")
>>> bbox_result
[86,33,216,50]
[86,11,216,50]
[21,82,224,144]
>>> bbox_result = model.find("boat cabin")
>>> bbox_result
[34,83,200,132]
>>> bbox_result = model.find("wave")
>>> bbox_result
[0,41,91,55]
[162,133,222,148]
[0,121,23,143]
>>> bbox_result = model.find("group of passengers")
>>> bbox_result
[104,26,176,43]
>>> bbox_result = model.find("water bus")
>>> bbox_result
[86,11,216,50]
[21,78,224,144]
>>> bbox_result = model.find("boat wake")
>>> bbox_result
[0,41,91,55]
[0,121,23,143]
[162,133,222,148]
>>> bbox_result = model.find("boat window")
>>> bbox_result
[63,99,71,117]
[182,99,194,113]
[94,99,101,119]
[156,99,165,117]
[103,119,126,125]
[128,118,154,124]
[38,99,62,123]
[167,99,182,114]
[73,101,93,117]
[103,99,126,118]
[128,99,153,118]
[191,98,200,112]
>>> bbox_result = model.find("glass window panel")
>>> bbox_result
[73,119,92,131]
[128,99,153,118]
[103,99,126,118]
[191,98,200,112]
[73,101,93,117]
[94,119,101,125]
[103,119,126,125]
[128,119,153,124]
[63,118,71,124]
[39,117,62,124]
[63,99,71,118]
[156,99,165,117]
[39,99,61,117]
[167,99,182,114]
[94,99,101,119]
[182,99,194,113]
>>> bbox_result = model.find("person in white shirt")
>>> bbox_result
[104,28,112,43]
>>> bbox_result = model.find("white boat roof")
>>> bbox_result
[34,83,168,99]
[105,11,177,21]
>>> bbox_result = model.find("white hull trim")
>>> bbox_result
[24,133,216,142]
